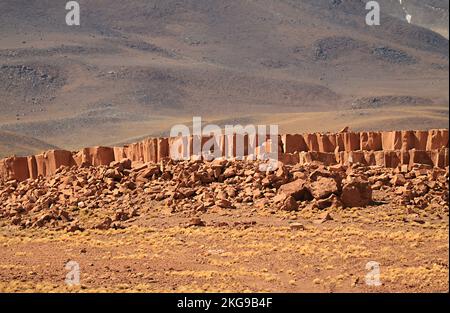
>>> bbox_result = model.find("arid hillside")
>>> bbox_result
[0,0,448,157]
[376,0,449,38]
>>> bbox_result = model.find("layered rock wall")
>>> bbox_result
[0,129,448,181]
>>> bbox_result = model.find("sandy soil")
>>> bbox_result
[0,198,447,293]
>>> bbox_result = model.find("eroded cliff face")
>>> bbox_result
[0,129,448,182]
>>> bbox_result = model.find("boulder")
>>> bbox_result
[278,179,313,201]
[280,196,299,211]
[308,176,339,200]
[391,174,406,186]
[279,153,300,165]
[341,178,372,207]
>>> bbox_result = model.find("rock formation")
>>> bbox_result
[0,129,448,182]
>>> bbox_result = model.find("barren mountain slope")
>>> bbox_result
[0,0,448,155]
[374,0,449,38]
[0,130,59,157]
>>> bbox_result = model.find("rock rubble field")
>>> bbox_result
[0,128,448,292]
[1,158,448,232]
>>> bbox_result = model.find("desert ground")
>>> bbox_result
[0,205,448,293]
[0,156,448,293]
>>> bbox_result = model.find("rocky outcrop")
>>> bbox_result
[40,150,75,176]
[1,158,447,231]
[0,129,448,182]
[0,156,29,182]
[74,147,114,167]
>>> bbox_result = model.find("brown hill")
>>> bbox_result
[0,0,448,154]
[0,130,59,158]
